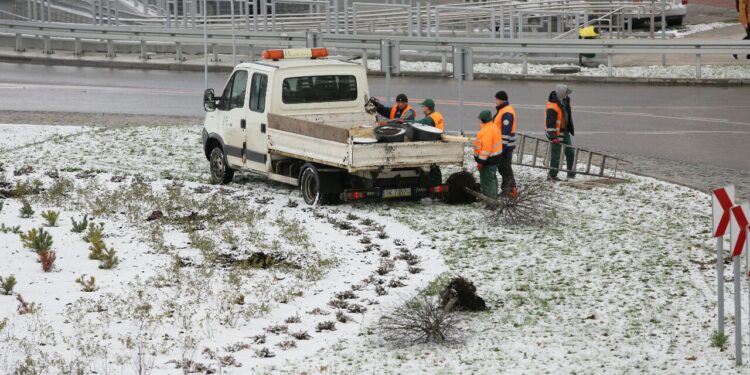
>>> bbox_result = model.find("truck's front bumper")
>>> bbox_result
[342,185,448,202]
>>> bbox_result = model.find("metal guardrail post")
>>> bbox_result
[176,41,184,61]
[522,53,528,75]
[441,50,447,73]
[211,43,219,62]
[74,37,82,56]
[140,40,148,60]
[361,48,367,70]
[509,5,514,38]
[426,2,431,37]
[15,33,24,52]
[43,35,52,54]
[416,2,421,37]
[106,39,115,57]
[499,4,504,38]
[248,44,254,60]
[607,53,613,77]
[695,53,701,79]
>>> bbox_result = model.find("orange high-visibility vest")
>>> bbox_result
[545,102,563,139]
[474,121,503,163]
[428,111,445,130]
[494,104,517,147]
[389,105,414,120]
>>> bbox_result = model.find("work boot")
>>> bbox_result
[567,173,577,180]
[547,174,561,182]
[509,187,520,198]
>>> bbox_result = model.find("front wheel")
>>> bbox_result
[209,147,234,184]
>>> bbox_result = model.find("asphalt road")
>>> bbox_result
[1,62,749,196]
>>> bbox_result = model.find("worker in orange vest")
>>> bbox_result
[372,93,416,123]
[474,110,503,199]
[493,91,518,196]
[545,84,576,181]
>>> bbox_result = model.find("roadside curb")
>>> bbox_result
[2,53,748,87]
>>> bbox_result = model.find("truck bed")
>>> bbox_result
[266,113,464,172]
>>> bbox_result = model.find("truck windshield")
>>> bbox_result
[282,75,357,104]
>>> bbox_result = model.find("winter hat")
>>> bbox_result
[495,91,508,101]
[478,110,493,123]
[396,93,408,103]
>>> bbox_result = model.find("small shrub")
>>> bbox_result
[377,230,389,239]
[275,340,297,350]
[290,331,310,340]
[19,228,39,249]
[75,275,98,292]
[328,298,349,310]
[388,279,406,288]
[251,335,266,344]
[31,228,53,254]
[379,295,460,345]
[408,266,423,274]
[19,200,34,218]
[284,314,301,324]
[315,321,336,332]
[16,294,37,315]
[375,285,387,296]
[88,239,106,261]
[0,223,21,234]
[41,210,59,227]
[711,331,729,351]
[254,347,275,358]
[335,290,357,300]
[377,258,394,276]
[39,251,56,272]
[0,201,3,212]
[71,215,89,233]
[336,311,350,323]
[98,248,119,269]
[346,303,367,314]
[83,222,105,243]
[0,274,17,295]
[264,324,288,335]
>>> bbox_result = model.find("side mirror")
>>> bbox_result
[203,88,216,112]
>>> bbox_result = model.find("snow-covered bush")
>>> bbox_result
[378,295,460,345]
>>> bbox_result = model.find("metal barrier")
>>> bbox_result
[2,19,749,79]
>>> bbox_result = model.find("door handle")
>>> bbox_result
[261,123,266,133]
[240,119,246,129]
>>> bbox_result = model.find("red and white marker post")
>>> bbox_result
[712,185,734,338]
[730,201,748,366]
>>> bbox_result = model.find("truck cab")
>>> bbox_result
[202,48,464,205]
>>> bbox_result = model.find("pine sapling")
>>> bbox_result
[0,200,4,212]
[83,223,105,243]
[19,200,34,218]
[0,274,17,295]
[88,237,106,261]
[31,228,53,254]
[40,210,59,227]
[39,251,56,272]
[75,275,98,292]
[0,223,21,234]
[70,215,89,233]
[19,228,39,249]
[98,247,119,270]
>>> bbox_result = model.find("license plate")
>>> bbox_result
[382,188,412,199]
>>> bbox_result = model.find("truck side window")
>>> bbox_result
[249,73,268,113]
[227,70,248,110]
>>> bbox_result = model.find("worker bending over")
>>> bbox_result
[410,98,445,184]
[411,98,445,130]
[545,84,577,181]
[474,110,503,199]
[493,91,518,196]
[372,93,416,122]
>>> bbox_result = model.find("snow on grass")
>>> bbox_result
[0,124,741,373]
[358,58,750,80]
[0,124,444,373]
[0,124,91,152]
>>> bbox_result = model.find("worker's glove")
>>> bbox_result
[370,97,380,105]
[393,118,404,124]
[476,163,483,171]
[550,138,561,144]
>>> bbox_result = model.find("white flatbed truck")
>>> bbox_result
[201,48,465,205]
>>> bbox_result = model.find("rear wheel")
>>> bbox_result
[209,147,234,184]
[300,164,340,205]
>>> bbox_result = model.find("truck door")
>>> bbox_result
[245,72,269,172]
[218,69,249,168]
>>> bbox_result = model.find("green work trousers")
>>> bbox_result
[429,165,443,186]
[549,130,576,178]
[479,164,498,199]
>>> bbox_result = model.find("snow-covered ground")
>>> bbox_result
[672,22,740,38]
[0,124,743,373]
[359,58,750,80]
[0,124,90,152]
